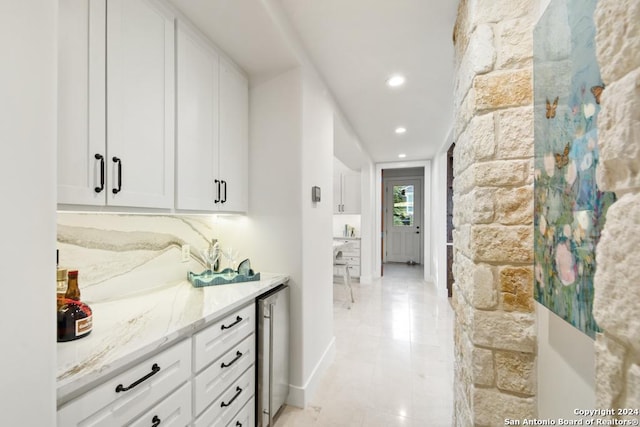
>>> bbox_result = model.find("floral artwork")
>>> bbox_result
[533,0,615,338]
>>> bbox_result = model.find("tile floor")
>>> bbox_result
[277,263,455,427]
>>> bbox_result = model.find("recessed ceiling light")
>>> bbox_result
[398,153,407,158]
[395,127,407,134]
[386,75,406,88]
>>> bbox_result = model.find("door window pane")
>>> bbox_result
[393,185,414,226]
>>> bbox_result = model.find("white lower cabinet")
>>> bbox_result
[128,382,191,427]
[194,367,255,427]
[228,397,255,427]
[57,339,191,426]
[57,303,257,427]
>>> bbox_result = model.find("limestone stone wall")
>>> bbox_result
[593,0,640,418]
[452,0,538,424]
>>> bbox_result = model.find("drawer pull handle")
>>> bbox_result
[221,316,242,330]
[236,422,242,427]
[221,386,242,408]
[115,363,161,393]
[151,415,161,427]
[221,351,243,369]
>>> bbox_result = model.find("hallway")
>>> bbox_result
[278,264,455,426]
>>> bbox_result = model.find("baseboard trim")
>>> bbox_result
[286,336,336,408]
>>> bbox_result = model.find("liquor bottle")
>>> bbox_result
[57,270,93,342]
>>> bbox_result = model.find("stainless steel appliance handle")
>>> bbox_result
[268,302,274,427]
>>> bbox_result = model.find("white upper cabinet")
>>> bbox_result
[175,24,220,211]
[106,0,175,208]
[218,59,249,213]
[58,0,175,209]
[57,0,106,206]
[334,164,361,214]
[340,172,361,214]
[176,26,248,213]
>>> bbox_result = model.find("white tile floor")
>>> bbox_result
[277,263,455,427]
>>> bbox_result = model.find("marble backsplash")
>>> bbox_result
[57,213,230,303]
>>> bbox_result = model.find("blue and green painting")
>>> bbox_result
[533,0,615,338]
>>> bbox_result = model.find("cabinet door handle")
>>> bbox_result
[94,154,105,193]
[220,386,242,407]
[221,351,243,369]
[236,422,242,427]
[221,180,227,204]
[151,415,161,427]
[220,315,242,330]
[214,179,221,203]
[115,363,160,393]
[112,157,122,194]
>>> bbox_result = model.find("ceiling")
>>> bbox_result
[168,0,459,164]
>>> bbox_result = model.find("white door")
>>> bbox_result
[218,58,249,213]
[385,179,422,263]
[106,0,175,208]
[57,0,106,206]
[176,23,219,211]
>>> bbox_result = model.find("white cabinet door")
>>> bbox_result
[218,59,249,213]
[176,24,219,211]
[341,172,361,214]
[106,0,175,208]
[57,0,106,205]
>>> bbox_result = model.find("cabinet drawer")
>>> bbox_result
[58,339,191,427]
[193,304,255,372]
[128,382,191,427]
[226,397,254,427]
[194,367,254,427]
[194,334,255,416]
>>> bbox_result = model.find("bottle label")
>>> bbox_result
[76,315,93,336]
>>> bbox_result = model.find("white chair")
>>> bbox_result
[333,250,355,308]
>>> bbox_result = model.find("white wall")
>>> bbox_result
[536,304,596,419]
[0,1,57,424]
[300,70,335,398]
[430,148,449,295]
[359,160,376,283]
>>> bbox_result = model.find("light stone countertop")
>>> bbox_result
[56,273,288,406]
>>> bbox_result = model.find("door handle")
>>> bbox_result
[151,415,161,427]
[416,231,420,234]
[94,154,105,193]
[221,180,227,204]
[214,179,221,203]
[112,157,122,194]
[115,363,160,392]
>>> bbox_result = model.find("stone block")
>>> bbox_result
[473,347,495,386]
[455,253,498,309]
[496,106,534,159]
[596,69,640,193]
[472,310,536,352]
[494,186,533,225]
[474,69,533,111]
[456,113,496,174]
[500,266,534,313]
[595,0,640,83]
[470,225,533,263]
[473,387,536,426]
[595,333,627,409]
[455,87,477,141]
[594,193,640,352]
[496,17,533,69]
[458,187,495,225]
[456,24,496,100]
[495,351,536,395]
[475,160,531,187]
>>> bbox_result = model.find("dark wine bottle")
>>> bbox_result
[57,270,93,342]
